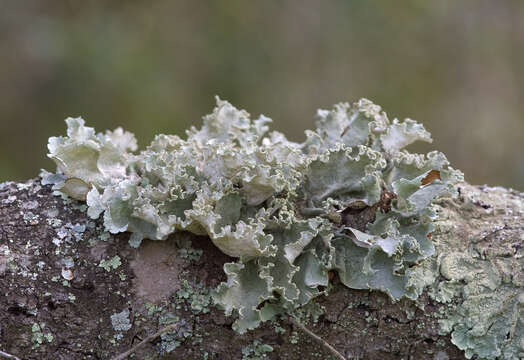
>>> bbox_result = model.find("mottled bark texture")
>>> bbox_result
[0,179,522,360]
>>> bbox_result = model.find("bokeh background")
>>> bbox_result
[1,1,523,189]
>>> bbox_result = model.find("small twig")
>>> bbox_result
[110,322,178,360]
[112,315,345,360]
[286,316,346,360]
[0,350,22,360]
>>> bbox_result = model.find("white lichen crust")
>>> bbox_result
[44,98,464,336]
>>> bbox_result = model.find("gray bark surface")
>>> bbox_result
[0,179,522,360]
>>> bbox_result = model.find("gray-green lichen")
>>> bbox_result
[45,99,475,344]
[427,186,523,360]
[31,322,53,349]
[99,255,122,272]
[241,340,274,360]
[110,309,132,332]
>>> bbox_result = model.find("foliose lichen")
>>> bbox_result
[110,309,132,332]
[428,188,524,360]
[241,340,274,360]
[99,255,122,272]
[44,98,464,335]
[31,322,53,349]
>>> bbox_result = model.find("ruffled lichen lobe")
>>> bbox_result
[44,97,523,360]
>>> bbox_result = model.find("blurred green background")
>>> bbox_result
[1,1,523,189]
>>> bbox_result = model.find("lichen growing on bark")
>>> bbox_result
[43,98,462,330]
[428,186,523,359]
[41,98,521,359]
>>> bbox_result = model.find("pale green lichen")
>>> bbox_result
[427,187,524,360]
[159,319,192,354]
[241,340,274,360]
[99,255,122,272]
[145,302,163,316]
[176,280,212,314]
[31,322,53,349]
[45,99,464,336]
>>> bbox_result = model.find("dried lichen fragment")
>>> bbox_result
[45,98,463,337]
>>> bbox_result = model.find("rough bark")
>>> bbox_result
[0,179,522,360]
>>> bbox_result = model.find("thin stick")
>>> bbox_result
[111,316,346,360]
[110,322,178,360]
[0,350,21,360]
[287,316,346,360]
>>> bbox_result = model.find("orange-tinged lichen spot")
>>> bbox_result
[421,170,441,186]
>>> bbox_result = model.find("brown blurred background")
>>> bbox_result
[1,1,523,189]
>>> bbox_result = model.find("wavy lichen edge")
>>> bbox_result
[41,98,522,359]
